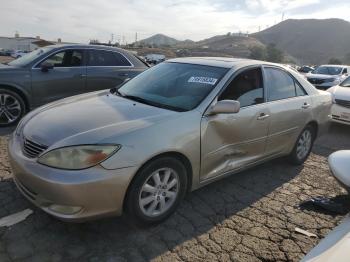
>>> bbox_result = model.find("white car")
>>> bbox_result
[327,76,350,125]
[11,50,29,59]
[306,65,349,90]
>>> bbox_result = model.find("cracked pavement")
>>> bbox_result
[1,123,350,261]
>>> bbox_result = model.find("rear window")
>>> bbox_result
[88,50,131,67]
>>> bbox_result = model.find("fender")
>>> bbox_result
[0,81,32,110]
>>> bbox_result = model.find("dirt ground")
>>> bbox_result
[0,56,14,64]
[0,123,350,261]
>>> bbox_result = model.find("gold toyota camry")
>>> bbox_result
[8,58,332,224]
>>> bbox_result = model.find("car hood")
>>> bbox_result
[306,73,339,79]
[22,92,177,148]
[328,85,350,101]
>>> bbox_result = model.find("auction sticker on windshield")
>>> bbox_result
[188,77,218,85]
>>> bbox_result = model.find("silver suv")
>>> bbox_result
[0,44,149,126]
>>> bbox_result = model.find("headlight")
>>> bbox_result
[38,145,120,170]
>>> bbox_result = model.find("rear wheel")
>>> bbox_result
[288,125,315,165]
[125,157,188,225]
[0,89,25,127]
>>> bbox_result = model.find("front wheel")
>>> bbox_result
[125,157,188,225]
[288,125,315,165]
[0,89,26,127]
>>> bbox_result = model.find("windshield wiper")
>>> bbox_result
[119,93,186,112]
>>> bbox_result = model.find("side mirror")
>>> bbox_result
[40,62,54,72]
[206,100,240,116]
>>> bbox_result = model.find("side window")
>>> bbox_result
[40,50,83,67]
[343,68,348,74]
[295,81,307,96]
[265,68,296,101]
[88,50,132,67]
[219,67,264,107]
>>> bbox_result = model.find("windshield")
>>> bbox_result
[340,76,350,87]
[312,66,343,75]
[118,62,228,111]
[8,47,54,67]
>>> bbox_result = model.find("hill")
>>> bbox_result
[252,18,350,64]
[138,34,180,47]
[175,34,266,58]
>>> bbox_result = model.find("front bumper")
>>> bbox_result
[331,104,350,125]
[8,135,138,222]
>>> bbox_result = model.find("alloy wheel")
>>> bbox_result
[0,93,22,125]
[139,167,179,217]
[296,129,312,160]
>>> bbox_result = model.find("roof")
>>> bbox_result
[49,44,130,53]
[167,57,266,68]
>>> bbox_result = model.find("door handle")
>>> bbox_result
[119,73,129,77]
[302,103,311,109]
[257,113,270,120]
[74,74,86,78]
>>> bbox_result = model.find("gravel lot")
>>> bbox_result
[0,122,350,261]
[0,56,14,64]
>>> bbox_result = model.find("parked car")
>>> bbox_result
[0,49,12,56]
[11,50,29,58]
[9,58,332,224]
[329,150,350,193]
[0,44,149,126]
[145,54,165,65]
[298,66,314,75]
[327,76,350,125]
[306,65,349,90]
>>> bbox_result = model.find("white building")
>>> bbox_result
[0,34,55,51]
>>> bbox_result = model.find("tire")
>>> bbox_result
[125,157,188,225]
[0,88,26,127]
[288,125,315,165]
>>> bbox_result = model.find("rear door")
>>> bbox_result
[31,49,86,106]
[200,66,270,181]
[263,66,312,156]
[86,49,135,92]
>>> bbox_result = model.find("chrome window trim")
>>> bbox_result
[32,47,134,69]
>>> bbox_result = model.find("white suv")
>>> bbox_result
[306,65,349,90]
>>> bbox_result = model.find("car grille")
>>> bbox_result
[307,78,325,85]
[335,99,350,109]
[23,138,48,158]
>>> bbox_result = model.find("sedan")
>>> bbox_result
[0,44,148,127]
[327,76,350,125]
[8,58,332,224]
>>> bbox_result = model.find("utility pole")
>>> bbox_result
[135,32,138,44]
[111,33,114,44]
[282,12,285,22]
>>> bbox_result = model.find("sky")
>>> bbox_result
[0,0,349,44]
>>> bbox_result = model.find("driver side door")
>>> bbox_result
[31,49,87,107]
[200,66,270,181]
